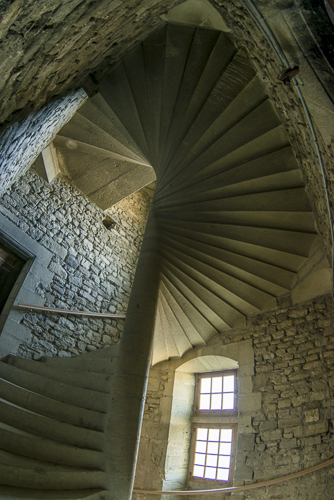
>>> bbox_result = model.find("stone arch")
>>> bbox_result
[162,340,255,492]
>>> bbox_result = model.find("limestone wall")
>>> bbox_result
[0,0,182,128]
[0,168,150,358]
[134,293,334,500]
[0,89,87,195]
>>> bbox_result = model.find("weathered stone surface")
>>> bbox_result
[0,168,151,358]
[136,293,334,498]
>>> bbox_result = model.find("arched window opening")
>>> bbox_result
[163,354,239,492]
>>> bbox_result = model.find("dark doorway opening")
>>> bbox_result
[0,242,26,315]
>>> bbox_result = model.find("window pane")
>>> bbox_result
[212,376,222,393]
[206,454,218,467]
[223,375,234,393]
[196,440,207,453]
[208,428,220,441]
[211,393,222,410]
[204,467,216,480]
[199,394,210,410]
[194,453,206,466]
[222,393,234,410]
[193,465,205,478]
[219,442,231,455]
[207,441,219,454]
[220,429,232,442]
[200,378,211,393]
[218,455,230,468]
[197,428,208,441]
[217,468,229,481]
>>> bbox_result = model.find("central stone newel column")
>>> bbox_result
[104,211,161,499]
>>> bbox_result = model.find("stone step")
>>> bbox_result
[155,145,300,206]
[160,231,296,290]
[158,220,306,272]
[155,301,180,359]
[161,49,255,175]
[0,486,107,500]
[157,75,270,191]
[161,261,237,331]
[159,290,193,358]
[159,218,315,258]
[0,363,108,413]
[155,169,306,210]
[0,399,103,449]
[161,235,288,298]
[0,426,104,469]
[161,27,225,169]
[160,280,206,347]
[158,23,198,167]
[55,113,146,164]
[160,273,218,342]
[0,379,104,431]
[99,65,151,161]
[0,450,105,490]
[162,249,266,316]
[0,486,106,500]
[77,93,146,158]
[3,355,113,393]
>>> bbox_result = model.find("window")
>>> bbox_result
[189,370,237,485]
[190,424,237,484]
[195,370,237,415]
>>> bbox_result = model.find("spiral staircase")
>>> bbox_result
[0,23,318,499]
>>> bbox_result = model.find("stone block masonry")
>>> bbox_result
[0,0,182,128]
[135,294,334,500]
[0,168,151,359]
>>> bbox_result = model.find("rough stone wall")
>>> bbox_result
[210,0,334,262]
[0,0,182,128]
[0,168,151,359]
[135,293,334,500]
[0,89,87,195]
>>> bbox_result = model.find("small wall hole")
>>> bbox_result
[102,216,116,230]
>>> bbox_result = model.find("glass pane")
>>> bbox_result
[206,454,218,467]
[222,393,234,410]
[223,375,234,393]
[217,468,229,481]
[207,441,219,454]
[218,455,230,468]
[199,394,210,410]
[220,429,233,442]
[194,453,206,466]
[219,442,232,455]
[197,428,208,441]
[212,376,222,393]
[200,378,211,393]
[196,440,207,453]
[204,467,216,480]
[193,465,205,478]
[211,393,222,410]
[208,428,220,441]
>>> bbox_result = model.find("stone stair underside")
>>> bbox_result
[49,22,317,365]
[53,93,156,209]
[26,23,318,364]
[92,23,317,365]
